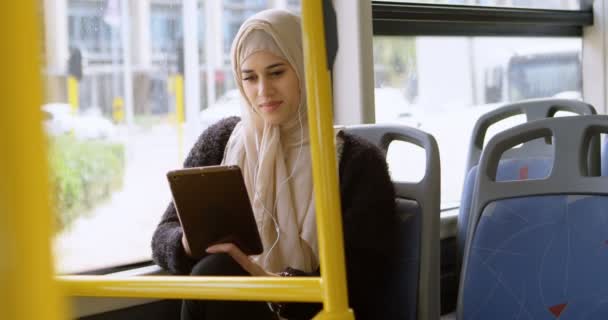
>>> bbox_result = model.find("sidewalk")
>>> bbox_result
[54,123,185,274]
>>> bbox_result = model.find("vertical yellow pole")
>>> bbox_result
[0,2,66,320]
[112,96,125,123]
[174,74,185,163]
[67,75,79,114]
[175,75,185,124]
[301,1,354,319]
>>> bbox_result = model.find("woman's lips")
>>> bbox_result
[259,101,282,112]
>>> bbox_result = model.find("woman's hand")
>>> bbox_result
[206,243,276,277]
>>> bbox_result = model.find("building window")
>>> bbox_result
[150,3,183,58]
[222,0,268,55]
[68,0,117,59]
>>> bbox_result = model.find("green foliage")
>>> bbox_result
[48,135,125,232]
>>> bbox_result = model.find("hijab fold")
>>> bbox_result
[221,9,318,273]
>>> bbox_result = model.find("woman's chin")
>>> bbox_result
[261,113,288,125]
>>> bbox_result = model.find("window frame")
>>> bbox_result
[371,1,593,37]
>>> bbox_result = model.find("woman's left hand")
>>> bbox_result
[206,243,276,277]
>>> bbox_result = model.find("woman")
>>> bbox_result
[151,9,396,320]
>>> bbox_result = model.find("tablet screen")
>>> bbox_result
[167,165,263,258]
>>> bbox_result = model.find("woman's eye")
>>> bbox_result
[243,76,256,82]
[270,70,284,77]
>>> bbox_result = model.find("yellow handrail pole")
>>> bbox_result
[59,276,323,302]
[67,75,79,114]
[175,75,185,124]
[0,2,66,320]
[301,1,354,319]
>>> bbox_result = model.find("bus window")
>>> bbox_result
[380,0,586,11]
[373,36,582,206]
[43,0,301,274]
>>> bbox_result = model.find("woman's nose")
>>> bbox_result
[258,78,274,96]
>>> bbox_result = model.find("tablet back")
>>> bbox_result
[167,165,263,258]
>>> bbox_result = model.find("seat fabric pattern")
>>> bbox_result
[462,195,608,319]
[458,158,553,255]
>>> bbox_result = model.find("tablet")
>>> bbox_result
[167,165,263,259]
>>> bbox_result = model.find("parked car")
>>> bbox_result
[42,103,117,140]
[199,89,242,128]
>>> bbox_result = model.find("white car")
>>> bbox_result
[43,103,75,136]
[42,103,117,140]
[199,89,242,128]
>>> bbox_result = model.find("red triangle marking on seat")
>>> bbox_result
[548,303,568,318]
[519,166,529,180]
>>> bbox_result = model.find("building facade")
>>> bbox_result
[42,0,300,121]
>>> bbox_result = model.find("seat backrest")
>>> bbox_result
[458,115,608,320]
[464,98,596,173]
[458,99,598,258]
[344,124,440,320]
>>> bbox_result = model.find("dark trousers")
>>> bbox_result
[181,253,278,320]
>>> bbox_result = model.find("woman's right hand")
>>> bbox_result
[206,243,276,277]
[181,233,192,257]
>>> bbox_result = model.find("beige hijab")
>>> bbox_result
[221,9,318,273]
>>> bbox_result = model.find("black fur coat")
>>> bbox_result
[151,117,396,319]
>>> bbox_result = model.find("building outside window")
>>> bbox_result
[68,0,116,60]
[222,0,268,58]
[151,3,182,58]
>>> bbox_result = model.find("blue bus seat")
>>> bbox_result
[458,115,608,319]
[458,99,597,259]
[345,124,440,320]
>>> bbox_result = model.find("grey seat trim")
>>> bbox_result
[345,124,441,320]
[465,98,597,174]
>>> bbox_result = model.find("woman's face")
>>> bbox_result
[240,51,300,125]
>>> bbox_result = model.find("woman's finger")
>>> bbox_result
[207,243,261,275]
[206,243,235,254]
